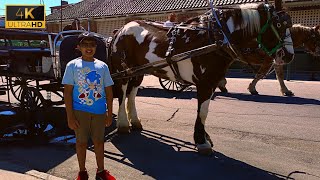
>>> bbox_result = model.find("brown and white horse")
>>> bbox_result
[219,24,320,96]
[109,3,295,154]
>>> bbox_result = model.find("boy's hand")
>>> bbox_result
[68,117,80,130]
[105,114,113,127]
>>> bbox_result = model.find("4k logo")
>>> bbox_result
[5,5,45,29]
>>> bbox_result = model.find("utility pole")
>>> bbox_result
[60,0,62,31]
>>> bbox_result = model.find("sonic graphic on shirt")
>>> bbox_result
[78,70,102,105]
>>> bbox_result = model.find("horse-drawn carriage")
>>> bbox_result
[0,0,305,154]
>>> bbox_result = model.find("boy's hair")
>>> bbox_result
[78,32,97,44]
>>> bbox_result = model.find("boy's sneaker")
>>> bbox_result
[96,170,116,180]
[76,170,89,180]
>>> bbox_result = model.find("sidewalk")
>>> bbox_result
[0,161,66,180]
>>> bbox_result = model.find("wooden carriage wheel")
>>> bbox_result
[8,77,35,102]
[159,78,189,92]
[20,87,49,136]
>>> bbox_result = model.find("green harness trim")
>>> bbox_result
[256,6,284,56]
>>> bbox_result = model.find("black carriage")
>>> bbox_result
[0,28,109,136]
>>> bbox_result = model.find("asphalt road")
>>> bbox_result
[0,75,319,180]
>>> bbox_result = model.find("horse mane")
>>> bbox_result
[185,3,262,36]
[238,4,261,36]
[292,24,312,31]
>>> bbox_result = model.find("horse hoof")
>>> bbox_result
[249,90,259,95]
[219,87,228,93]
[117,127,131,134]
[131,123,143,131]
[283,91,294,96]
[197,144,213,156]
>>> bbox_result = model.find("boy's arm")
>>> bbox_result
[64,84,79,129]
[105,86,113,126]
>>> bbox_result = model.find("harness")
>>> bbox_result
[256,4,285,56]
[164,2,289,83]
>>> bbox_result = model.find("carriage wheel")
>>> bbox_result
[20,87,49,136]
[8,77,34,102]
[159,78,188,92]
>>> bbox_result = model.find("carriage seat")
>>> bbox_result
[59,34,108,74]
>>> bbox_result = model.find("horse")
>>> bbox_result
[218,24,320,96]
[109,2,295,155]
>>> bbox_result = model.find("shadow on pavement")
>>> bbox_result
[137,88,320,105]
[0,105,76,175]
[102,130,285,180]
[0,141,75,174]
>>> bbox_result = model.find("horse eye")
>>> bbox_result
[277,23,282,28]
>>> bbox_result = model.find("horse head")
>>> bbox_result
[239,3,294,65]
[191,3,294,65]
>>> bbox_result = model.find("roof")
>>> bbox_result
[46,0,266,21]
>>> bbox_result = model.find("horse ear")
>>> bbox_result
[315,25,320,32]
[274,0,283,11]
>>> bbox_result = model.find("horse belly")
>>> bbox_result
[161,58,195,84]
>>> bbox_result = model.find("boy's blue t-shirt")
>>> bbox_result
[62,58,114,114]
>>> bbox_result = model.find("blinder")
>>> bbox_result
[272,10,293,38]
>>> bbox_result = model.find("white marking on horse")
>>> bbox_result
[198,31,206,35]
[283,28,294,54]
[161,59,196,83]
[127,86,140,124]
[117,84,129,128]
[177,59,196,83]
[200,65,206,74]
[182,34,190,43]
[145,37,162,62]
[226,17,237,33]
[113,21,148,52]
[185,37,190,43]
[199,93,214,125]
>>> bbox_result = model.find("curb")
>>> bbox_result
[0,161,66,180]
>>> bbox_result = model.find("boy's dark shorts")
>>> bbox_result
[74,110,106,143]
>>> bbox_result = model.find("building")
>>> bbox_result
[284,0,320,27]
[46,0,320,75]
[46,0,320,34]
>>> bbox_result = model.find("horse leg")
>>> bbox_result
[217,77,228,93]
[248,63,273,95]
[274,65,294,96]
[117,82,131,133]
[126,77,143,131]
[194,84,214,155]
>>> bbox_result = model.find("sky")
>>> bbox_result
[0,0,81,16]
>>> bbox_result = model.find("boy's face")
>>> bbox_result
[78,39,97,58]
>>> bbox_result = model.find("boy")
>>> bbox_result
[62,32,115,180]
